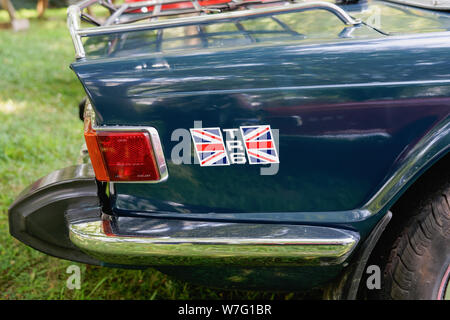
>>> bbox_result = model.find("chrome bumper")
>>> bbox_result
[11,164,360,267]
[69,214,359,267]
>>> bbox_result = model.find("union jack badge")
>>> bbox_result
[240,125,280,164]
[190,128,230,166]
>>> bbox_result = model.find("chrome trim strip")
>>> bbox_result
[84,103,169,183]
[67,1,361,59]
[69,216,360,266]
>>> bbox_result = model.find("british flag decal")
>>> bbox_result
[190,128,230,166]
[240,125,280,165]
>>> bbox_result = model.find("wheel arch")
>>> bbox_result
[327,131,450,299]
[356,150,450,299]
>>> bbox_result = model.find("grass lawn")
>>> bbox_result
[0,8,306,300]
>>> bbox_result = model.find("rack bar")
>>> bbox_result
[104,4,129,26]
[67,0,361,59]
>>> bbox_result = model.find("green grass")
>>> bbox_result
[0,9,308,300]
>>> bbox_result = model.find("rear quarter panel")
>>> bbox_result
[71,6,450,238]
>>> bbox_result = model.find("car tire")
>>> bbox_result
[370,180,450,300]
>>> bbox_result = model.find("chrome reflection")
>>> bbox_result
[69,216,359,267]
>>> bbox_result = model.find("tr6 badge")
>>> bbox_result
[190,125,279,167]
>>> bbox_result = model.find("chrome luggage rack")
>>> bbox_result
[68,0,361,59]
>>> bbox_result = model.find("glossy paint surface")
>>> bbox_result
[72,1,450,231]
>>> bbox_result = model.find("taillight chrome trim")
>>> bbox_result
[95,126,169,183]
[84,102,168,183]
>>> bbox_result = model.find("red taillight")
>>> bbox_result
[84,117,164,182]
[97,131,160,181]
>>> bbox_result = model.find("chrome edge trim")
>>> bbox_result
[67,1,361,59]
[85,103,169,184]
[69,217,360,267]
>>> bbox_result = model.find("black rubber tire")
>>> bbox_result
[367,174,450,300]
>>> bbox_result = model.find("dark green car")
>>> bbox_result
[9,0,450,299]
